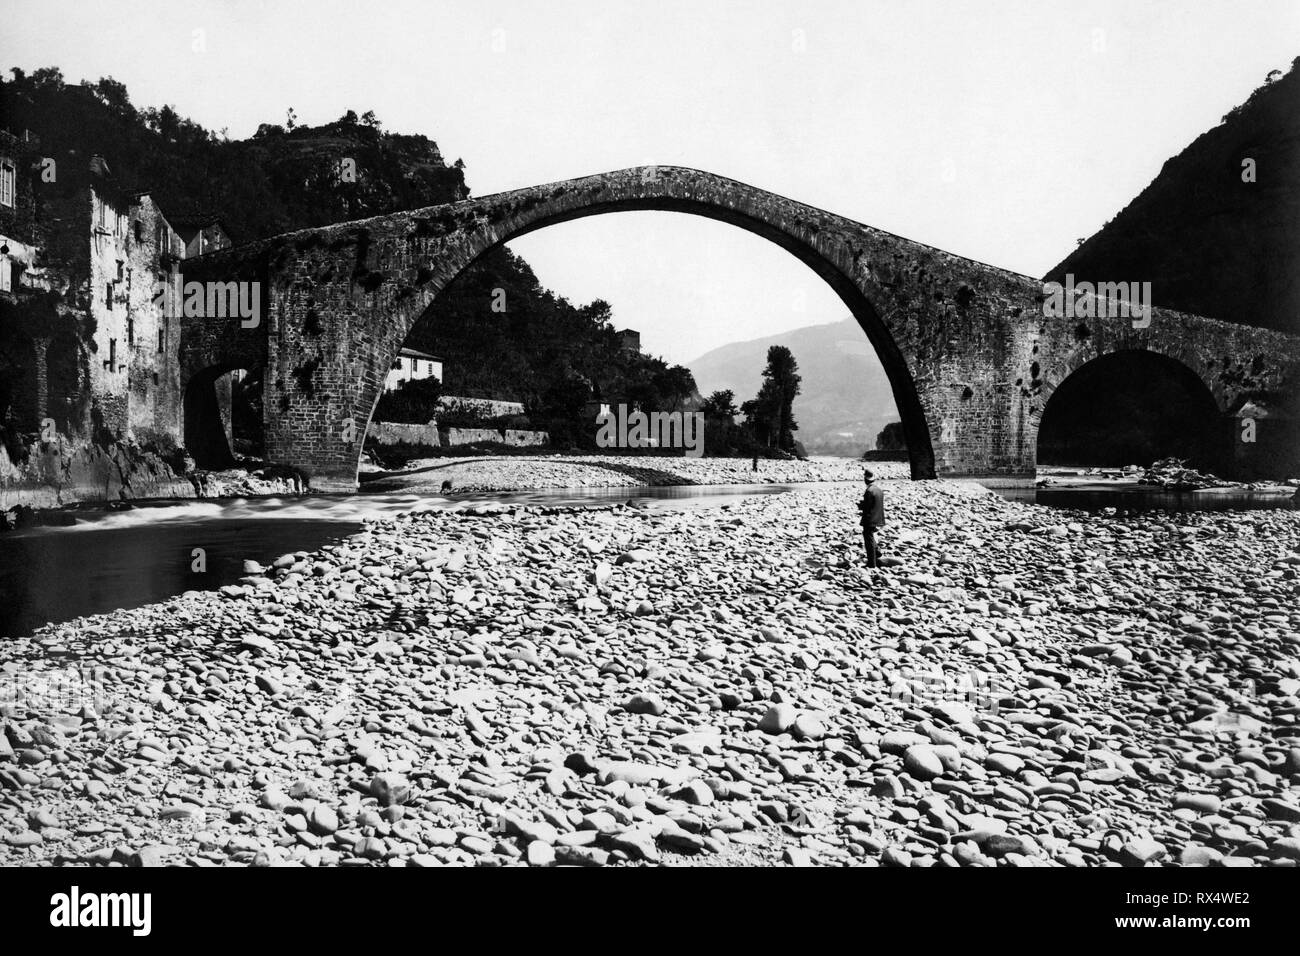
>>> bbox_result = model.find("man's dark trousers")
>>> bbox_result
[862,525,879,567]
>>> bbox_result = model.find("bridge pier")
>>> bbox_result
[307,473,359,494]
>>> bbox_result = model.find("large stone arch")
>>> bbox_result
[339,169,938,488]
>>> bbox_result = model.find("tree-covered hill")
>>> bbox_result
[0,67,468,239]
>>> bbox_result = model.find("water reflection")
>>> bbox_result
[989,482,1295,511]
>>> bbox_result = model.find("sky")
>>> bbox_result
[3,0,1297,365]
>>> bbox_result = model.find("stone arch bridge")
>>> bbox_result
[180,166,1300,491]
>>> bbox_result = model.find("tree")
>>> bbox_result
[747,345,801,452]
[654,364,697,412]
[148,104,181,140]
[30,67,64,90]
[91,77,135,120]
[361,110,381,129]
[373,375,442,424]
[537,367,593,448]
[700,389,738,420]
[875,421,906,451]
[740,396,765,441]
[699,389,740,456]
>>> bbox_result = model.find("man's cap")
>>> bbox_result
[863,469,874,481]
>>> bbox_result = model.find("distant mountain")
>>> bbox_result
[687,318,898,455]
[1046,59,1300,334]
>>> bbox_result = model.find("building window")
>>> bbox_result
[105,281,114,309]
[109,338,117,368]
[134,220,143,243]
[0,159,14,208]
[158,327,166,353]
[116,260,124,281]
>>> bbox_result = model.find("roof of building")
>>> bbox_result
[399,347,442,361]
[169,215,232,236]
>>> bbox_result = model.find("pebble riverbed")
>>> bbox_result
[2,468,1299,867]
[362,453,872,493]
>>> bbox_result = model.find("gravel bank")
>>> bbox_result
[361,454,898,494]
[2,476,1298,867]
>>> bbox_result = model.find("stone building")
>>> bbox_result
[124,192,185,445]
[0,133,196,484]
[170,216,231,259]
[383,346,442,392]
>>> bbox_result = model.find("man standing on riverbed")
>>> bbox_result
[859,469,885,568]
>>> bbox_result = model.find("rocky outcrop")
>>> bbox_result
[0,436,305,511]
[0,437,192,509]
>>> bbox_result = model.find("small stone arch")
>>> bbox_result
[1030,341,1222,433]
[182,361,257,468]
[1034,346,1226,470]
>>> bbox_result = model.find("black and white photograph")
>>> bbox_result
[0,0,1296,937]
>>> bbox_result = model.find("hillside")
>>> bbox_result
[688,317,898,455]
[1046,59,1300,334]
